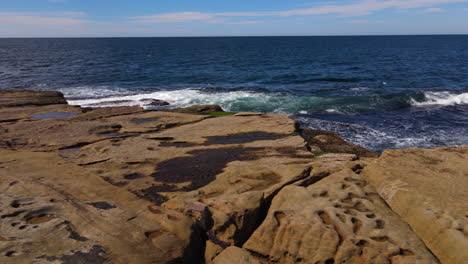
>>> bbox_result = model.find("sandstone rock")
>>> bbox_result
[0,109,208,151]
[0,90,67,107]
[205,240,224,263]
[4,90,443,264]
[0,149,203,264]
[362,147,468,264]
[56,113,318,247]
[299,127,378,158]
[0,104,80,122]
[234,112,263,116]
[69,106,146,121]
[243,167,439,264]
[212,247,262,264]
[168,104,224,114]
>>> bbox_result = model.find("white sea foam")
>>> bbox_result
[325,108,344,114]
[293,116,446,151]
[350,87,370,92]
[411,91,468,106]
[64,88,335,114]
[61,86,134,100]
[66,88,272,111]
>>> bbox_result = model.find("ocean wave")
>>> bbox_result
[294,116,461,152]
[60,86,137,100]
[411,91,468,106]
[66,88,332,114]
[64,87,421,115]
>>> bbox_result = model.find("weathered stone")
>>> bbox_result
[205,240,224,263]
[243,167,439,264]
[234,112,263,116]
[0,110,208,151]
[362,147,468,264]
[0,149,203,264]
[3,90,463,264]
[299,127,378,158]
[0,90,67,108]
[168,104,224,114]
[0,104,80,122]
[62,113,317,247]
[213,246,262,264]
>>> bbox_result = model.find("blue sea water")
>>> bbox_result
[1,36,467,151]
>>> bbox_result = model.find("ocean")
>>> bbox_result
[1,36,467,152]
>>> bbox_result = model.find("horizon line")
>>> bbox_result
[1,33,468,39]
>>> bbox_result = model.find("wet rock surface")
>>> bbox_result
[0,90,466,264]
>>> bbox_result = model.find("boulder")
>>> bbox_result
[362,147,468,264]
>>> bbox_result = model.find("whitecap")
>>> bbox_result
[411,91,468,106]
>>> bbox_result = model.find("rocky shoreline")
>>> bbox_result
[0,90,466,264]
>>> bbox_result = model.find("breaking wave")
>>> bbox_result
[411,91,468,106]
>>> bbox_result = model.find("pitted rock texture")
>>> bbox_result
[243,167,439,264]
[1,90,464,264]
[212,246,262,264]
[0,150,203,264]
[362,147,468,264]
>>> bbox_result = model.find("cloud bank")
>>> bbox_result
[131,0,468,23]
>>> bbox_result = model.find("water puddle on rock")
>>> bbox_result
[131,117,159,124]
[203,131,287,145]
[31,111,77,119]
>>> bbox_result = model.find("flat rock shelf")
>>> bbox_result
[0,90,466,264]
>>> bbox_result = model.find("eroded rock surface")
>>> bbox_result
[362,147,468,264]
[0,90,67,107]
[243,166,439,264]
[0,150,203,264]
[0,90,465,263]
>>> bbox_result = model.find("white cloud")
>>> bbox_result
[132,12,213,23]
[131,0,468,24]
[348,19,384,23]
[348,19,371,23]
[228,21,265,25]
[0,12,87,25]
[423,7,445,12]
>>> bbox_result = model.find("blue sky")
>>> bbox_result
[1,0,468,37]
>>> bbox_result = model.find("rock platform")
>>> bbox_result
[0,90,466,264]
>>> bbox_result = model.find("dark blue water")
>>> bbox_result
[1,36,467,151]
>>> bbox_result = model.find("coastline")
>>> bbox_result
[0,90,466,263]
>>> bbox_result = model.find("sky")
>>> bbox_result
[1,0,468,37]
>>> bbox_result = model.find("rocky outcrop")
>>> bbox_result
[168,104,225,114]
[299,127,378,158]
[362,147,468,264]
[243,166,439,264]
[0,149,203,264]
[0,90,466,263]
[0,90,67,107]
